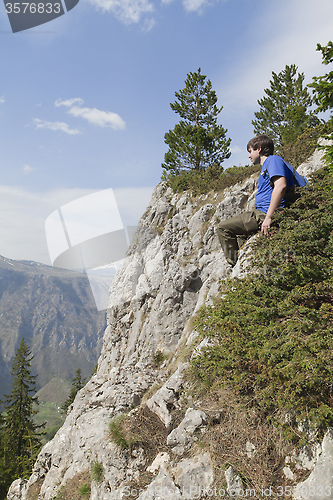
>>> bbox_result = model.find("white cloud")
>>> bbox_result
[182,0,210,13]
[87,0,219,25]
[55,97,84,108]
[53,98,126,130]
[23,165,35,175]
[0,96,5,104]
[142,17,156,32]
[87,0,154,24]
[68,106,126,129]
[33,118,80,135]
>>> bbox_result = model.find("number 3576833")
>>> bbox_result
[5,3,61,13]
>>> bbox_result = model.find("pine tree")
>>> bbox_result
[61,369,85,415]
[309,41,333,176]
[309,41,333,114]
[0,405,10,500]
[0,338,44,493]
[252,64,319,151]
[162,68,231,175]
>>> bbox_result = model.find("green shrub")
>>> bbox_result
[280,120,333,166]
[109,414,128,448]
[163,163,261,195]
[109,414,142,449]
[192,167,333,441]
[79,483,91,498]
[91,461,104,483]
[152,350,167,367]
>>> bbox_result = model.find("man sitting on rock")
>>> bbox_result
[217,134,294,266]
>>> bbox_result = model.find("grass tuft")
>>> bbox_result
[79,483,90,498]
[91,461,104,483]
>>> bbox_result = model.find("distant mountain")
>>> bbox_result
[0,255,106,401]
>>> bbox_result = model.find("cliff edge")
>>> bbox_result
[7,144,333,500]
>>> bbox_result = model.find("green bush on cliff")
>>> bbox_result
[279,120,333,166]
[163,163,261,195]
[192,166,333,440]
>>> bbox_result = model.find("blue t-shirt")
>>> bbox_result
[255,155,294,213]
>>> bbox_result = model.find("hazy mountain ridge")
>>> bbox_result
[0,255,106,400]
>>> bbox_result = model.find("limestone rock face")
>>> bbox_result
[146,363,189,427]
[7,149,330,500]
[166,408,207,455]
[6,480,28,500]
[293,429,333,500]
[225,466,244,497]
[297,138,332,179]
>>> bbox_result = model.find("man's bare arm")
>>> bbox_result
[261,176,287,236]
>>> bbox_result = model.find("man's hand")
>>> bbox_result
[261,215,272,236]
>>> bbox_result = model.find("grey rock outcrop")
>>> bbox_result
[225,466,245,497]
[7,146,330,500]
[297,138,332,179]
[146,452,170,473]
[6,480,28,500]
[167,408,207,455]
[172,453,214,498]
[293,429,333,500]
[137,468,182,500]
[147,363,189,427]
[141,452,214,499]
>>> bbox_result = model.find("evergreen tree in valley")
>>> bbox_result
[162,68,231,175]
[61,369,86,415]
[0,338,44,496]
[0,405,9,500]
[252,64,320,151]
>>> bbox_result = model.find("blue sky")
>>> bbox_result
[0,0,333,264]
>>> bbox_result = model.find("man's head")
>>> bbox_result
[247,135,274,157]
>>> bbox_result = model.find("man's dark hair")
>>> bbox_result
[247,135,274,156]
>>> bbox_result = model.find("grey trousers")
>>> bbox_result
[217,209,266,264]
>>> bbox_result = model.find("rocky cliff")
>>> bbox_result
[8,145,333,500]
